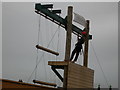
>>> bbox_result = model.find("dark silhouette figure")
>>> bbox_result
[70,36,84,63]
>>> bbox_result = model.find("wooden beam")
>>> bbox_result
[33,80,57,87]
[41,4,53,9]
[1,79,55,88]
[35,3,84,35]
[51,66,63,82]
[83,20,90,67]
[64,6,73,61]
[48,61,69,66]
[63,6,73,88]
[51,10,61,14]
[36,45,59,56]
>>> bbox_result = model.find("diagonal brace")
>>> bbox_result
[51,66,63,82]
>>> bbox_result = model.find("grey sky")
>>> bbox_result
[2,2,118,88]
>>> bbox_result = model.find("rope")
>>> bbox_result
[35,15,41,81]
[90,41,109,87]
[56,25,60,55]
[54,25,60,84]
[43,53,48,81]
[43,19,48,82]
[27,27,59,83]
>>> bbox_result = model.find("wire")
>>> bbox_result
[90,41,109,87]
[56,25,60,55]
[35,15,41,81]
[43,53,48,81]
[37,15,41,45]
[54,25,60,84]
[43,19,48,82]
[27,26,59,83]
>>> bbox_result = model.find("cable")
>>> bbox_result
[54,25,60,85]
[27,27,59,83]
[35,15,41,81]
[43,53,48,81]
[90,41,109,87]
[43,19,48,82]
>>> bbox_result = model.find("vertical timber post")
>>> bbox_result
[63,6,73,88]
[83,20,90,67]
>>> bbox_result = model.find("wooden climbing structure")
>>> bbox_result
[48,61,94,88]
[35,3,94,88]
[2,3,94,89]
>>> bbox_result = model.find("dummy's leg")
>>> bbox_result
[70,48,77,61]
[73,50,81,62]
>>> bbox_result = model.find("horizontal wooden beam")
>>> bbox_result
[48,61,69,66]
[36,45,59,56]
[35,3,92,40]
[35,3,82,34]
[33,80,57,87]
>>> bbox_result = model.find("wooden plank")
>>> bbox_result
[67,84,91,88]
[68,74,94,83]
[33,80,57,87]
[68,74,93,83]
[68,84,93,88]
[68,69,94,77]
[68,65,94,75]
[68,67,94,75]
[69,83,93,88]
[69,63,94,72]
[67,83,88,88]
[36,45,59,56]
[68,76,93,84]
[67,85,86,88]
[48,61,69,66]
[68,73,94,79]
[68,78,93,86]
[69,62,82,67]
[68,66,94,75]
[68,81,93,87]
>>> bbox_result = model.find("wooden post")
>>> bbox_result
[64,6,73,61]
[83,20,90,67]
[63,6,73,88]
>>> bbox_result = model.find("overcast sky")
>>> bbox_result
[2,2,118,88]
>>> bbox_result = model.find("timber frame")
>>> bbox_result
[35,3,92,38]
[35,3,93,88]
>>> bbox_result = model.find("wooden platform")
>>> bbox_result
[67,62,94,88]
[48,61,69,66]
[48,61,94,88]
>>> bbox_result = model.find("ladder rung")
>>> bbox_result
[33,80,57,87]
[48,61,69,66]
[36,45,59,56]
